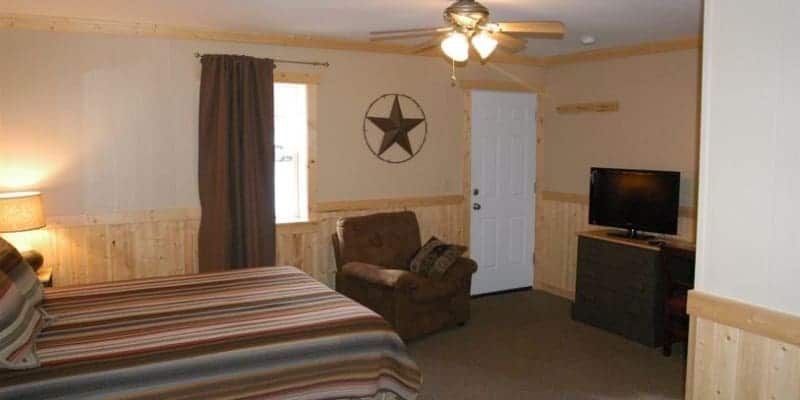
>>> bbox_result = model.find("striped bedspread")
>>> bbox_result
[0,266,421,399]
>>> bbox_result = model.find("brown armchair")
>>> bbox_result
[332,211,477,340]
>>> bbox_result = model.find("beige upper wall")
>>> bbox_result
[0,29,545,216]
[542,49,701,206]
[696,0,800,316]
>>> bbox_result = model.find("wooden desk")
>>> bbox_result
[572,230,695,347]
[660,243,695,355]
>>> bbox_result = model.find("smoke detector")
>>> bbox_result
[580,34,597,45]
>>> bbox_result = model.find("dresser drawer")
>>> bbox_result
[572,299,626,334]
[573,300,629,337]
[579,238,658,275]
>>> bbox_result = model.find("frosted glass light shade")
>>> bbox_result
[471,31,498,59]
[441,32,469,62]
[0,192,46,233]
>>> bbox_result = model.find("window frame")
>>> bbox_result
[274,72,319,226]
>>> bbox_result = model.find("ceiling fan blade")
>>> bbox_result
[495,21,566,38]
[370,27,453,42]
[492,32,527,52]
[412,35,447,54]
[370,31,449,42]
[370,26,451,36]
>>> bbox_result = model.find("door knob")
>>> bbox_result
[473,203,482,210]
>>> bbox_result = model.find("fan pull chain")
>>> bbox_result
[450,59,458,87]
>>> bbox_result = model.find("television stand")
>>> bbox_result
[607,228,654,241]
[572,230,695,347]
[572,230,664,346]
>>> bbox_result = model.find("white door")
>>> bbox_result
[470,90,537,295]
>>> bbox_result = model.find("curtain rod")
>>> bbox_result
[193,52,330,68]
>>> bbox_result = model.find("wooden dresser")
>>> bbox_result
[571,230,693,347]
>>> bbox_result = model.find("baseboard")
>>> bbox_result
[471,286,533,299]
[533,281,576,301]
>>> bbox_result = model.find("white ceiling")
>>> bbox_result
[0,0,703,56]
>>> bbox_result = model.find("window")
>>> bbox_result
[274,83,309,223]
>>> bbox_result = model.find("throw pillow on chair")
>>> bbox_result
[408,237,467,280]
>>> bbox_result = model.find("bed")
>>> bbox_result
[0,266,422,399]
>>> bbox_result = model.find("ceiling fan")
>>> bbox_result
[369,0,566,63]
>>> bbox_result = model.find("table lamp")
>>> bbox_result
[0,192,46,270]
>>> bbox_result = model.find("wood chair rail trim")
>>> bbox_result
[311,195,464,213]
[687,290,800,347]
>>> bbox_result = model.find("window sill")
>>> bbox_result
[276,219,318,233]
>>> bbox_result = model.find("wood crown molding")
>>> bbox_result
[1,13,700,68]
[542,191,697,219]
[541,36,702,66]
[688,290,800,348]
[0,13,543,67]
[312,195,464,213]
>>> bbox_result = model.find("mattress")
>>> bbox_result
[0,266,421,399]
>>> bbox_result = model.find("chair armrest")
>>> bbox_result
[340,262,422,291]
[440,257,478,283]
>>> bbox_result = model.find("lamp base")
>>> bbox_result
[21,250,44,271]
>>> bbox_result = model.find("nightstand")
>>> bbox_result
[37,265,53,288]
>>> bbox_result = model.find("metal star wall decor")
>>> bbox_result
[363,94,428,164]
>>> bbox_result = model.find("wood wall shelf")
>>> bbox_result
[556,101,620,114]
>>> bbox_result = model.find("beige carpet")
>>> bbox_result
[406,290,686,400]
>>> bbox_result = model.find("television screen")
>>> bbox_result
[589,168,680,236]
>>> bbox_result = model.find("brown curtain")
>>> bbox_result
[198,55,275,272]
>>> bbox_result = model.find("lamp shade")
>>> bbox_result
[441,32,470,62]
[471,31,498,59]
[0,192,46,233]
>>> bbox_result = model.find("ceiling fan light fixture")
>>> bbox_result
[471,30,498,59]
[441,32,470,62]
[369,0,566,72]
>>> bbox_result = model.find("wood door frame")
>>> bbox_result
[461,80,546,287]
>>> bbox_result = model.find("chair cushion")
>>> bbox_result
[341,262,459,302]
[336,212,422,269]
[408,237,467,280]
[0,237,45,369]
[341,262,418,290]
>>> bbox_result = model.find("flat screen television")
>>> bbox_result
[589,168,680,238]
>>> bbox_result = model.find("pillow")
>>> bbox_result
[408,237,467,280]
[0,237,46,370]
[0,238,43,309]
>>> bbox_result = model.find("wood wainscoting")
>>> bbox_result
[534,191,697,300]
[687,291,800,399]
[7,196,465,288]
[7,190,695,302]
